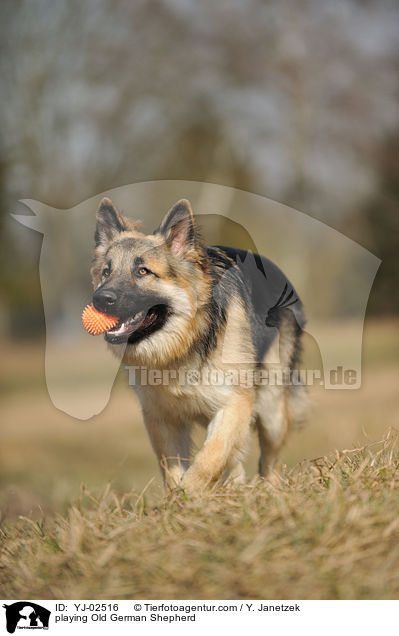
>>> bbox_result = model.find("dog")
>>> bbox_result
[91,197,307,494]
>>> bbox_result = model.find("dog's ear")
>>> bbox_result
[157,199,199,257]
[95,198,127,247]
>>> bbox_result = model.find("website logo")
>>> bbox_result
[2,603,50,633]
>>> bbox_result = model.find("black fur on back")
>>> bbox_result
[195,245,305,365]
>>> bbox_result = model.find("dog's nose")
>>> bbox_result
[93,288,117,311]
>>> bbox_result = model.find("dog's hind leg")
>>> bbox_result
[255,385,289,477]
[144,416,192,489]
[256,310,306,477]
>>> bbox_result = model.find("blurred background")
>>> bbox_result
[0,0,398,517]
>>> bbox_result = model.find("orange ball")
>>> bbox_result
[82,303,119,335]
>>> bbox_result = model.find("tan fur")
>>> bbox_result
[255,314,307,476]
[136,297,256,492]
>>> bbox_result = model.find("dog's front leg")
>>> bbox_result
[181,389,254,495]
[144,416,191,489]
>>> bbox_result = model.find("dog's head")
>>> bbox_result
[91,197,210,364]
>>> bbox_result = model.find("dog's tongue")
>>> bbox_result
[107,310,147,337]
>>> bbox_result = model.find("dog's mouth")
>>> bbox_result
[104,304,169,345]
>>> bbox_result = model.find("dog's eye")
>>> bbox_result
[102,267,111,278]
[137,267,150,277]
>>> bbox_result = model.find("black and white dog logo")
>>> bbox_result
[3,602,50,633]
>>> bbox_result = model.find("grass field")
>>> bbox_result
[1,319,399,599]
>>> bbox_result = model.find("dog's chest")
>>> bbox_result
[137,362,234,422]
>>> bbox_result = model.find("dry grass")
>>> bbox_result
[2,429,399,600]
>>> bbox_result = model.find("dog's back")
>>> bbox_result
[210,245,305,364]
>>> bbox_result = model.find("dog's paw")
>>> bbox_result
[180,468,208,498]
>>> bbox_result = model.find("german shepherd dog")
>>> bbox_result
[91,197,307,494]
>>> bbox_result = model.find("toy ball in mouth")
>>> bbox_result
[82,304,119,335]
